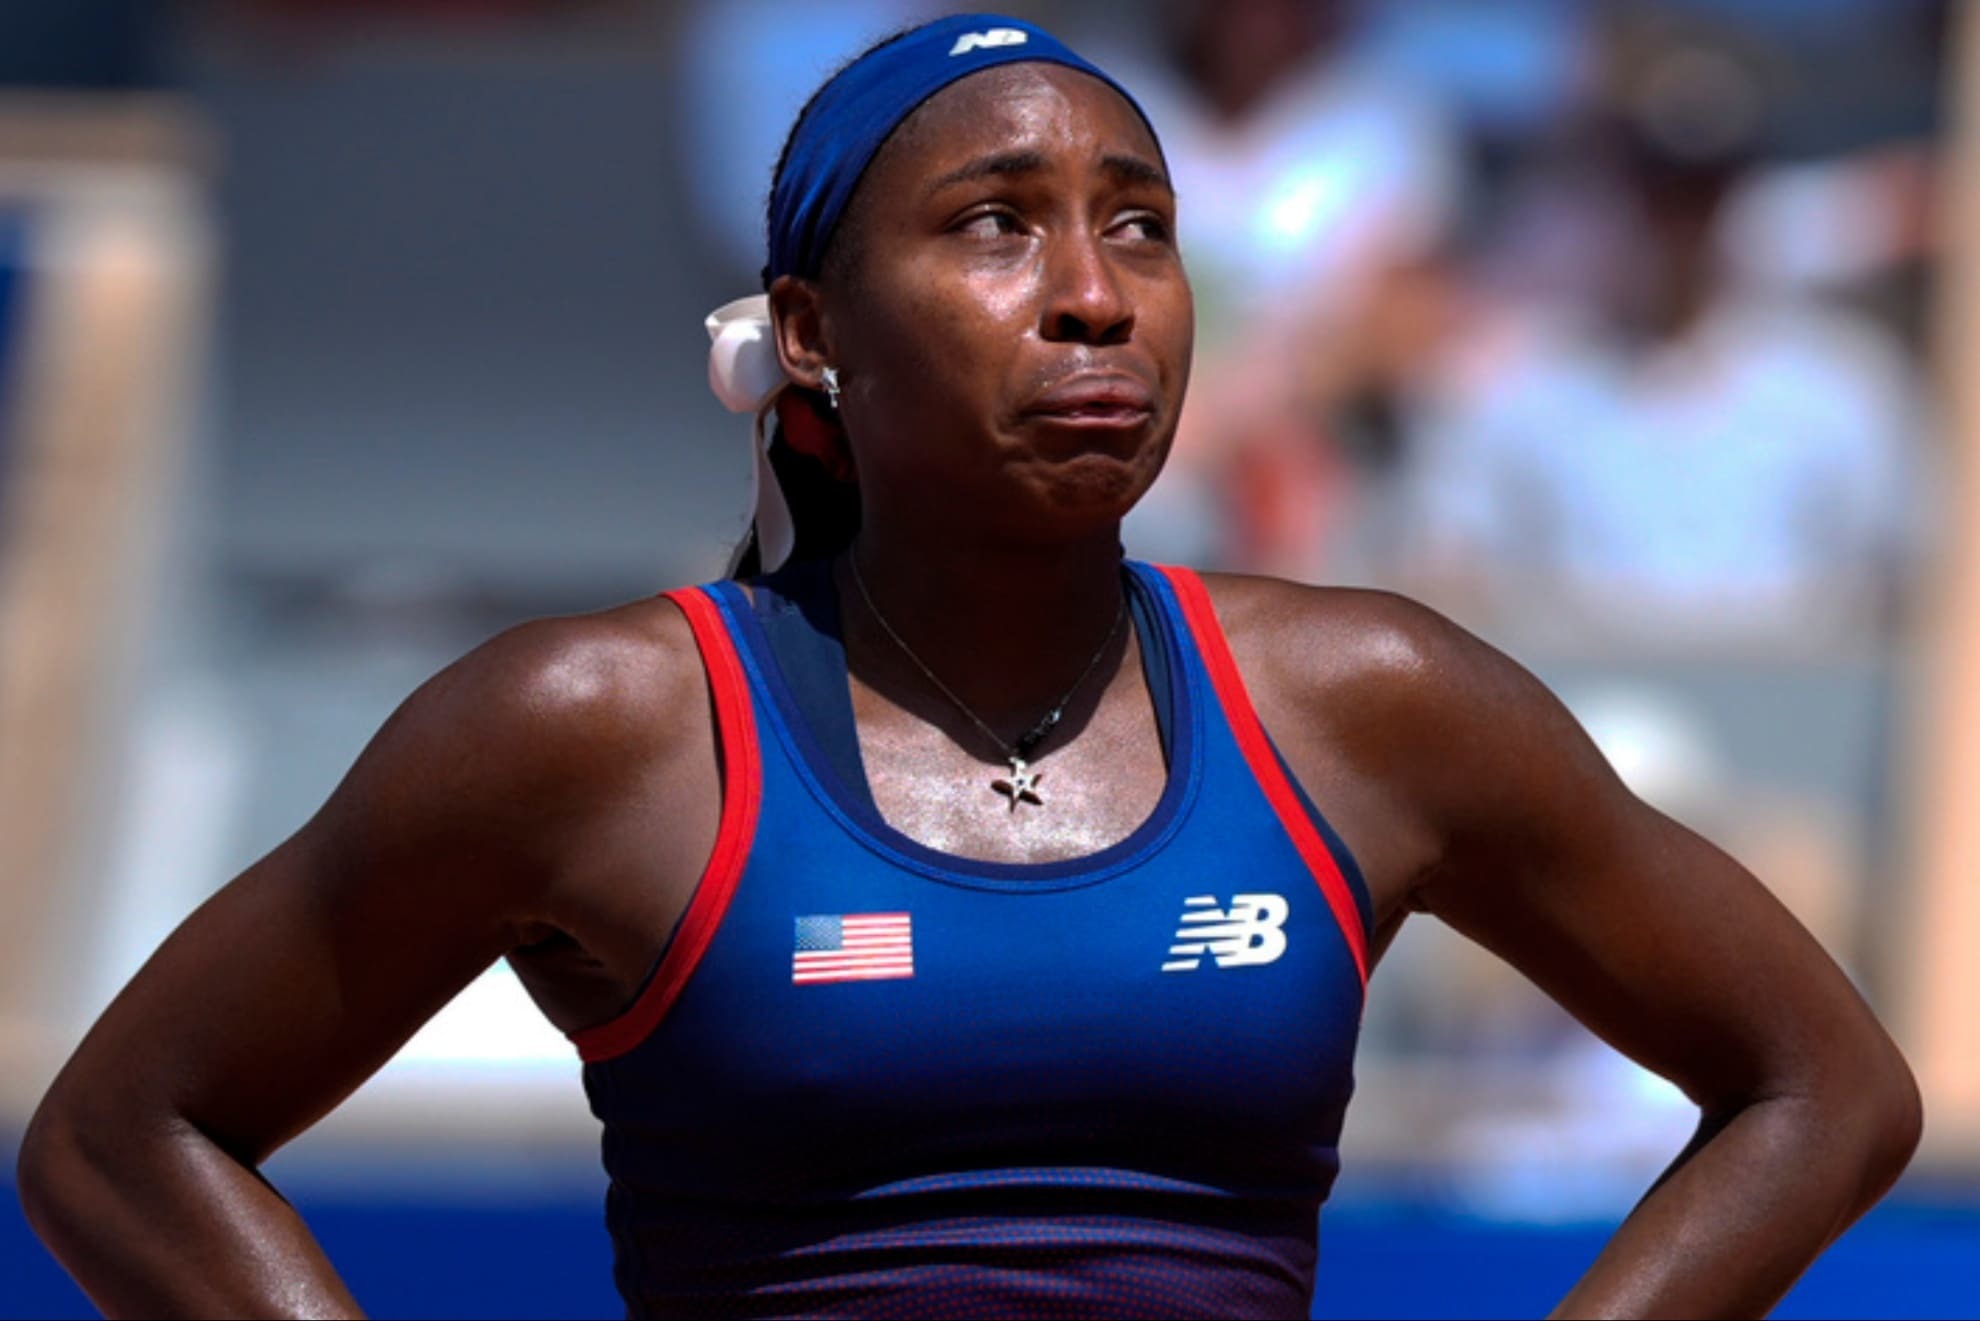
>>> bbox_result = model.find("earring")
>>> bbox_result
[821,365,842,410]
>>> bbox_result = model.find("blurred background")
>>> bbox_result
[1,0,1977,1316]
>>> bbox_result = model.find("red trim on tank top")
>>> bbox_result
[1155,565,1370,988]
[571,586,762,1064]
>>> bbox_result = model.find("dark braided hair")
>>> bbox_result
[730,27,920,580]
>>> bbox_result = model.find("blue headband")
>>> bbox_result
[766,13,1157,283]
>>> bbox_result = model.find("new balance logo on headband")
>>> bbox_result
[950,28,1029,57]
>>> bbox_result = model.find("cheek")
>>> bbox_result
[954,267,1040,333]
[863,271,1033,396]
[914,285,1029,374]
[1154,279,1195,366]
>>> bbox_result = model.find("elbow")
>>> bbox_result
[1858,1050,1924,1197]
[1733,1029,1925,1222]
[16,1080,120,1252]
[1810,1033,1923,1215]
[16,1091,72,1242]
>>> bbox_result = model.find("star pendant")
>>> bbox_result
[992,756,1044,812]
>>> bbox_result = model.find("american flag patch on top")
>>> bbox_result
[792,913,914,985]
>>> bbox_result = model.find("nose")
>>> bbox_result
[1039,229,1135,346]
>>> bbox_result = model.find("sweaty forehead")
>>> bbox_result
[876,63,1165,189]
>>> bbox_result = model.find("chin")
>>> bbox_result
[996,422,1173,534]
[1033,448,1165,526]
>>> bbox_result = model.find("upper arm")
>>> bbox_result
[1266,586,1915,1134]
[36,605,699,1165]
[1401,631,1850,1111]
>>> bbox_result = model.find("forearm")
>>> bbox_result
[1552,1085,1917,1319]
[18,1104,362,1319]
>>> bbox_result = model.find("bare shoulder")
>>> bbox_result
[1189,572,1603,851]
[314,590,717,876]
[399,593,705,768]
[1192,571,1505,718]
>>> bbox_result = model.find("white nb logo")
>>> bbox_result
[949,28,1029,57]
[1161,894,1290,972]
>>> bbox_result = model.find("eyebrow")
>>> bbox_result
[924,149,1173,198]
[1101,153,1172,191]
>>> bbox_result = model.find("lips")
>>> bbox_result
[1022,374,1157,426]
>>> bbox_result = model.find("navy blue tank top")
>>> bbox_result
[573,561,1371,1319]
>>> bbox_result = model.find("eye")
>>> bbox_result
[954,207,1025,240]
[1111,210,1173,245]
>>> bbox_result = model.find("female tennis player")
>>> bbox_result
[18,14,1918,1319]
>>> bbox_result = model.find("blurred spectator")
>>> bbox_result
[1399,17,1931,651]
[1092,0,1467,575]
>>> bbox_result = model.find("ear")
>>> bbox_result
[768,273,834,392]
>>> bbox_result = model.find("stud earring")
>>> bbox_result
[821,365,842,410]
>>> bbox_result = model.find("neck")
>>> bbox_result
[838,524,1131,738]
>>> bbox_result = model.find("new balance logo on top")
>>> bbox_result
[950,28,1029,57]
[1162,894,1290,972]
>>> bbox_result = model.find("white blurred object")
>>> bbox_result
[1565,684,1724,814]
[90,681,248,1014]
[1124,59,1461,333]
[1408,296,1925,648]
[1721,158,1900,293]
[1448,1037,1697,1222]
[393,963,574,1067]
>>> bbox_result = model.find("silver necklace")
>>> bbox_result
[847,551,1126,813]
